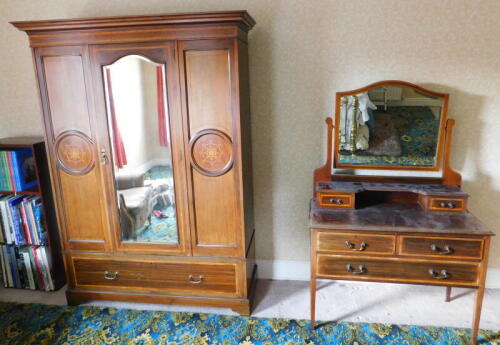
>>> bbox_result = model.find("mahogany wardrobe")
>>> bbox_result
[12,11,256,314]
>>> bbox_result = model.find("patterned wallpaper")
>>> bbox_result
[1,0,499,266]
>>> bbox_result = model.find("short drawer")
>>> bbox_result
[317,193,354,208]
[317,254,479,286]
[399,236,483,260]
[317,232,395,255]
[69,255,242,298]
[428,197,466,212]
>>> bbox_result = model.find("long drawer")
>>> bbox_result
[317,254,479,286]
[67,255,244,298]
[399,236,483,260]
[317,231,395,255]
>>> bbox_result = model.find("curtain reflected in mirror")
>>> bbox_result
[338,85,444,167]
[103,55,178,244]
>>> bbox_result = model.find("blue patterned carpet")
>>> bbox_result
[0,302,499,344]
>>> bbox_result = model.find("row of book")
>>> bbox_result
[0,149,38,192]
[0,244,55,291]
[0,195,47,246]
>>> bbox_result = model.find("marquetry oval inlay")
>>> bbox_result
[55,130,95,175]
[190,129,233,177]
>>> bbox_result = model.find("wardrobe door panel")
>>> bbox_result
[90,42,190,256]
[180,40,244,257]
[34,46,112,252]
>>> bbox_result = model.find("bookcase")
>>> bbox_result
[0,137,64,291]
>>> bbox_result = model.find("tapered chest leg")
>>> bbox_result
[471,286,485,345]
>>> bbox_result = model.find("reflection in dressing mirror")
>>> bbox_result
[103,55,178,244]
[338,85,445,168]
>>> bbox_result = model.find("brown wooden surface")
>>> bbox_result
[442,119,462,186]
[332,80,449,172]
[66,289,251,315]
[14,11,255,313]
[471,236,491,345]
[179,39,245,258]
[34,45,113,252]
[313,82,462,187]
[317,193,354,208]
[317,254,479,286]
[317,232,395,255]
[428,197,466,212]
[69,255,242,298]
[237,40,255,256]
[11,11,255,32]
[399,236,483,259]
[89,42,191,256]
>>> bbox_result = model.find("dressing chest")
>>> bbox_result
[310,81,494,345]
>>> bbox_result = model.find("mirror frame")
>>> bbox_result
[90,42,190,256]
[333,80,449,171]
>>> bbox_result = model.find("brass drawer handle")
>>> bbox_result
[345,241,367,251]
[438,201,456,209]
[345,264,366,275]
[329,198,344,205]
[430,244,454,255]
[428,268,450,280]
[188,275,204,284]
[103,270,120,280]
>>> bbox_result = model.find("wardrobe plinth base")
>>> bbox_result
[66,289,252,316]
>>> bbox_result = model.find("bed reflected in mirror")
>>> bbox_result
[337,83,446,169]
[103,55,178,244]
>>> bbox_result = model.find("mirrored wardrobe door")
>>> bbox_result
[90,42,190,255]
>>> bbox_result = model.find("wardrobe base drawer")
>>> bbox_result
[67,255,244,298]
[317,254,479,286]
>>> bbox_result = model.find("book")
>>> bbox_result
[0,245,6,287]
[7,196,25,245]
[9,149,37,191]
[32,247,45,291]
[21,250,36,290]
[2,245,13,287]
[0,195,12,243]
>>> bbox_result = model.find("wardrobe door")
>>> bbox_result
[90,42,190,255]
[34,46,113,252]
[179,39,245,257]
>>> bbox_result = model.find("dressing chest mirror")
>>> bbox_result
[310,80,493,345]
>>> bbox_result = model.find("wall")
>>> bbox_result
[1,1,500,274]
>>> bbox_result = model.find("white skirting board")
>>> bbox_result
[256,259,500,289]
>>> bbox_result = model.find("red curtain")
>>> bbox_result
[105,68,127,168]
[156,66,169,147]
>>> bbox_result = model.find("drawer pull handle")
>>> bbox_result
[428,269,450,280]
[430,244,454,255]
[188,275,204,284]
[345,241,367,251]
[345,264,366,275]
[438,201,456,209]
[329,198,344,205]
[103,270,120,280]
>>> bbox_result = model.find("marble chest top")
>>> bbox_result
[316,181,469,197]
[310,200,493,236]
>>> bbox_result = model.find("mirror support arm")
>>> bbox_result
[313,117,334,195]
[442,119,462,186]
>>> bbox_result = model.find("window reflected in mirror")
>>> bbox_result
[103,55,178,244]
[338,85,444,167]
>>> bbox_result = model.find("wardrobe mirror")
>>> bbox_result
[103,55,178,244]
[335,81,447,170]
